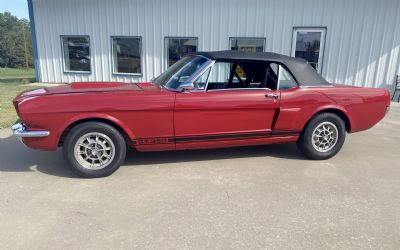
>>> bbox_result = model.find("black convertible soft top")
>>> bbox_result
[193,51,330,86]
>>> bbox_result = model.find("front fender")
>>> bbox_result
[57,113,137,144]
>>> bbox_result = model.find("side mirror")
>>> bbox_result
[180,82,195,92]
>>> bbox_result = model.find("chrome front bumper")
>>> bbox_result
[11,122,50,138]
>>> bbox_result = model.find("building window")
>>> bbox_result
[230,37,265,52]
[61,36,91,73]
[112,37,142,75]
[165,37,198,68]
[291,27,326,73]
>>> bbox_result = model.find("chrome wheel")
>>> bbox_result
[311,121,339,153]
[73,132,115,170]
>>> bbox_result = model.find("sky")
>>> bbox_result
[0,0,29,19]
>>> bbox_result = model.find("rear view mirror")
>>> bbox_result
[180,83,195,92]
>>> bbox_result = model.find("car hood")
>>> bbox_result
[14,82,161,102]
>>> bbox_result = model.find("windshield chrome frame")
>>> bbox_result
[183,55,215,91]
[155,55,213,92]
[188,59,215,92]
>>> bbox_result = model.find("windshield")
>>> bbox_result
[153,56,210,90]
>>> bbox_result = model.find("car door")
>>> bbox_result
[174,61,280,149]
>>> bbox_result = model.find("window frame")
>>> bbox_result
[179,56,214,92]
[271,62,299,91]
[290,27,327,74]
[60,35,92,74]
[229,37,266,52]
[165,36,199,70]
[192,64,213,91]
[154,55,213,92]
[111,36,143,76]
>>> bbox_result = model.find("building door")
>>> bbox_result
[291,28,326,74]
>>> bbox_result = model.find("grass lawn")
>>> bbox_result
[0,81,48,129]
[0,68,36,82]
[0,68,35,83]
[0,68,39,128]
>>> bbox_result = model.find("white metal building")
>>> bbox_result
[28,0,400,93]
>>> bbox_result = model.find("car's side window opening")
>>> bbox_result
[206,61,297,91]
[207,61,267,90]
[272,63,298,90]
[207,62,231,89]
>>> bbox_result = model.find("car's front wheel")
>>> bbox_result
[63,122,126,178]
[297,112,346,160]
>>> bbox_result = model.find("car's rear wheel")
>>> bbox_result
[297,113,346,160]
[63,122,126,178]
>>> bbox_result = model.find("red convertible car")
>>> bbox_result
[12,51,390,178]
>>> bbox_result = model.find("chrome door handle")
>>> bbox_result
[265,93,279,100]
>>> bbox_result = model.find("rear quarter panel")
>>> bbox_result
[275,86,389,134]
[312,86,389,132]
[274,87,337,132]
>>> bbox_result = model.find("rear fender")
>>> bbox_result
[308,105,353,132]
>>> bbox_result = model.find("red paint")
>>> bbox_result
[13,82,390,151]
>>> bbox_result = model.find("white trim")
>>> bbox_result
[111,36,142,76]
[291,27,326,74]
[60,35,92,74]
[207,88,272,92]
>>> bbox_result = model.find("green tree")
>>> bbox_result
[0,12,33,68]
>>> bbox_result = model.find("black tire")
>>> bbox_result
[297,113,346,160]
[62,122,126,178]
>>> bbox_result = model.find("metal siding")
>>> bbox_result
[32,0,400,92]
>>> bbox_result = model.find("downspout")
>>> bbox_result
[27,0,41,82]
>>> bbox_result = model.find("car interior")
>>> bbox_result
[203,61,298,91]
